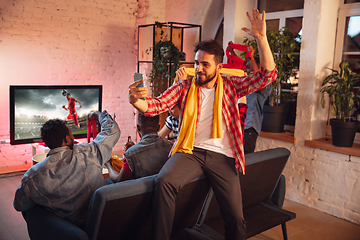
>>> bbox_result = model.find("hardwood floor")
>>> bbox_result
[0,173,29,240]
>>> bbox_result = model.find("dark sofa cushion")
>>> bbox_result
[24,204,88,240]
[85,174,211,240]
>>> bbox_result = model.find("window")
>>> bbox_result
[286,17,302,69]
[266,19,279,30]
[334,2,360,75]
[264,9,303,75]
[333,1,360,136]
[258,0,304,13]
[345,0,360,4]
[262,5,303,129]
[342,16,360,74]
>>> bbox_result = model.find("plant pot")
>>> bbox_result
[261,104,290,133]
[283,100,297,126]
[330,118,360,147]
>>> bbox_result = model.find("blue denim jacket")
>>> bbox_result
[124,133,172,179]
[245,84,272,134]
[13,110,120,226]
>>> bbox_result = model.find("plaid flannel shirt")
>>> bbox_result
[144,66,277,173]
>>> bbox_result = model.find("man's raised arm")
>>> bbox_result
[128,79,148,113]
[75,99,82,108]
[242,9,275,71]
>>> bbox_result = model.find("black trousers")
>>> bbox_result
[244,127,259,154]
[152,147,246,240]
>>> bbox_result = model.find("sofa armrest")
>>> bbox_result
[269,174,286,208]
[24,205,89,240]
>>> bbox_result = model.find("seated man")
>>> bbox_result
[158,106,180,140]
[158,67,186,140]
[106,113,172,182]
[14,110,120,227]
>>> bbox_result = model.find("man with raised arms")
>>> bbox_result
[128,9,276,240]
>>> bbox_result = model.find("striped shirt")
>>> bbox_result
[165,116,179,139]
[144,66,277,173]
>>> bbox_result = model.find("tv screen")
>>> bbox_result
[10,85,102,145]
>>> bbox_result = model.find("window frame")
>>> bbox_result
[267,9,303,131]
[266,9,304,29]
[333,2,360,71]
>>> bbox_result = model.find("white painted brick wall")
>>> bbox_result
[257,137,360,224]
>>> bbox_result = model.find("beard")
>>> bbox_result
[67,135,74,149]
[69,140,74,149]
[195,70,217,86]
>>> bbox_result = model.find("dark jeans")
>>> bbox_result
[244,127,259,154]
[152,147,246,240]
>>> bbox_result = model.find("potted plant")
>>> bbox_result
[320,60,360,147]
[147,22,185,97]
[243,27,300,132]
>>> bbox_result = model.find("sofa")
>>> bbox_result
[23,147,294,240]
[186,148,295,240]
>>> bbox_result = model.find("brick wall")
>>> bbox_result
[256,138,360,225]
[0,0,154,168]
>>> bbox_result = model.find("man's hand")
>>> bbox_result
[62,105,68,111]
[242,9,275,71]
[241,9,266,39]
[249,45,255,58]
[176,67,187,82]
[228,41,237,56]
[75,99,82,108]
[129,80,148,104]
[87,111,100,124]
[128,79,149,113]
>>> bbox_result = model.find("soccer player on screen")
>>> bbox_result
[62,91,82,128]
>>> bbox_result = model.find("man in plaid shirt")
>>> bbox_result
[129,9,276,240]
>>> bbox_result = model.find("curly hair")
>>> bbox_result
[194,39,224,65]
[41,119,70,149]
[138,113,159,132]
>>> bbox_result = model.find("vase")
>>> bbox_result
[261,104,290,133]
[330,118,360,147]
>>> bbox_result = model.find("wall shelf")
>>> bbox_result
[259,132,360,157]
[259,131,296,144]
[137,22,201,87]
[305,137,360,157]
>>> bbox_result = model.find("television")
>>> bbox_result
[10,85,102,145]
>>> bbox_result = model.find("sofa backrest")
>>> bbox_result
[201,147,291,223]
[84,174,211,240]
[240,147,290,208]
[84,147,290,240]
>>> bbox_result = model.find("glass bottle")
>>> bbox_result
[124,136,135,151]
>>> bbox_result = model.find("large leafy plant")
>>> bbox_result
[147,22,185,97]
[243,27,300,106]
[320,60,360,122]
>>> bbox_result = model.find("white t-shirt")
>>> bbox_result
[193,87,235,158]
